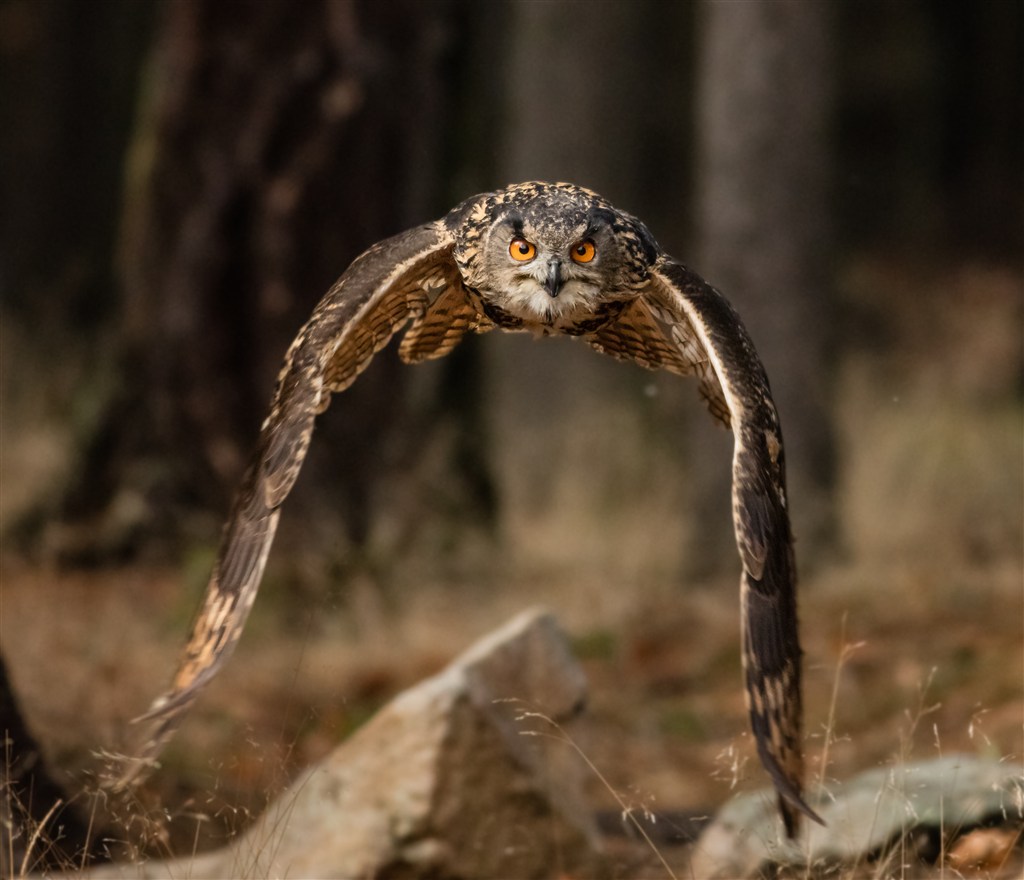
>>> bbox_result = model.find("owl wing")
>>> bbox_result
[632,257,823,837]
[585,298,731,427]
[114,220,480,788]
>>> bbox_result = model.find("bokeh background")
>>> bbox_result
[1,0,1021,873]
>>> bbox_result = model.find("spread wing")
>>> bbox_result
[114,220,480,788]
[585,298,731,427]
[619,257,822,837]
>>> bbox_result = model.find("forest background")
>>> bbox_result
[1,0,1021,874]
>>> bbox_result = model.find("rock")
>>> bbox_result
[80,607,602,879]
[690,755,1024,878]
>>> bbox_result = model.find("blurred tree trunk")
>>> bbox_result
[489,0,655,536]
[690,0,837,573]
[477,2,703,582]
[47,0,495,564]
[0,0,152,328]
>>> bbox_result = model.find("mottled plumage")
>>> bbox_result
[116,182,821,835]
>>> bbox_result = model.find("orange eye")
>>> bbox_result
[509,237,536,262]
[571,239,596,263]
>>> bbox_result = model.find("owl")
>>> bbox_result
[117,182,821,836]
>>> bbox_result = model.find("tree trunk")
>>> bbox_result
[691,0,837,573]
[47,0,496,565]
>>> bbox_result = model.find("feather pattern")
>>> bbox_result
[645,258,822,834]
[113,221,465,786]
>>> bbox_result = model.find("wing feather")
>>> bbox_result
[398,281,484,363]
[113,220,477,788]
[643,258,822,836]
[585,298,690,373]
[587,298,731,428]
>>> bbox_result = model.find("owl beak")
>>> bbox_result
[544,258,564,298]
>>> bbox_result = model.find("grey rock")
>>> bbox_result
[691,755,1024,878]
[79,607,601,879]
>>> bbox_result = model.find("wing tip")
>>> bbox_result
[780,789,827,839]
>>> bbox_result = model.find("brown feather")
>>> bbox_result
[644,258,822,835]
[590,297,732,429]
[111,221,467,789]
[398,280,483,363]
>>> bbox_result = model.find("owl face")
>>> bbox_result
[457,183,656,331]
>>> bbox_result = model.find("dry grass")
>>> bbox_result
[2,554,1019,876]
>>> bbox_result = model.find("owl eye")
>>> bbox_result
[509,237,537,262]
[570,239,596,263]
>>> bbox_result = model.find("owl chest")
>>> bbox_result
[469,289,627,337]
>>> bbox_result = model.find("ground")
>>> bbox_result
[2,546,1021,876]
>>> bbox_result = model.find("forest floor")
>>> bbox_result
[2,545,1021,877]
[3,255,1022,878]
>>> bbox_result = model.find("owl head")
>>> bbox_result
[452,182,658,330]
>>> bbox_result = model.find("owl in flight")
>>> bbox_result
[119,182,822,835]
